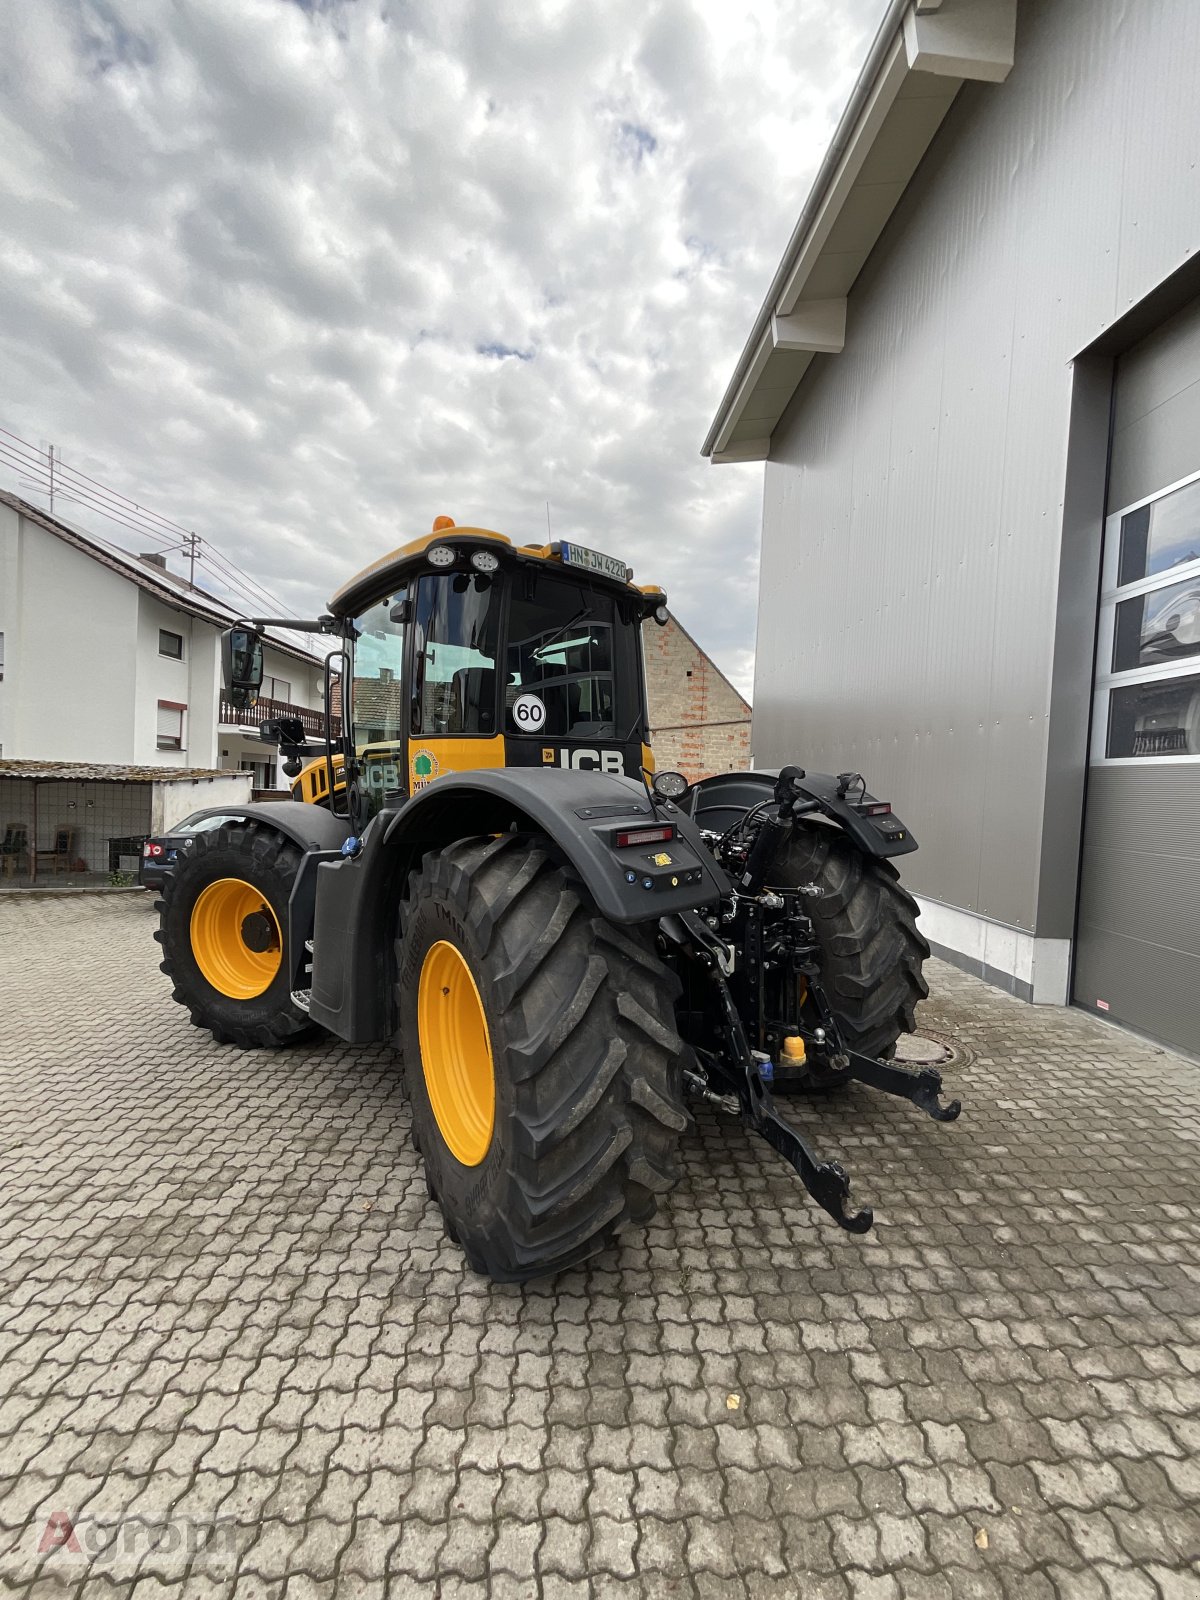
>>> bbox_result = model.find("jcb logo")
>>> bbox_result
[541,747,626,774]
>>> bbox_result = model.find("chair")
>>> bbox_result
[1,823,29,880]
[35,827,75,875]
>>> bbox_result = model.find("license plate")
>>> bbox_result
[560,541,629,583]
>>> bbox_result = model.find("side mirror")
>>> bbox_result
[221,626,264,709]
[389,597,412,624]
[260,715,308,749]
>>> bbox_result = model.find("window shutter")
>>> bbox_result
[156,702,184,746]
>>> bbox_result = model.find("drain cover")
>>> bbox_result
[896,1032,954,1066]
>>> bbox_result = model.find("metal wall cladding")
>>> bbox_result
[756,0,1200,930]
[1074,767,1200,1055]
[1109,297,1200,512]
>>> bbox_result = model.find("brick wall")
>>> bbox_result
[642,615,752,782]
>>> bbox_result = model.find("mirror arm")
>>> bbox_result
[231,614,340,635]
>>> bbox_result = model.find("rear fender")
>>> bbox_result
[687,769,918,859]
[306,768,730,1043]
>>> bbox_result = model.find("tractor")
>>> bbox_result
[156,518,956,1281]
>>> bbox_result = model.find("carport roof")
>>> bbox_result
[703,0,1017,463]
[0,759,238,783]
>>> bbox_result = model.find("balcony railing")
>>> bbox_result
[218,695,342,740]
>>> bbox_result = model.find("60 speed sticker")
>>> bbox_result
[511,692,547,732]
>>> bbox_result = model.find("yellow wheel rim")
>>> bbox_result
[417,940,495,1167]
[190,878,282,1000]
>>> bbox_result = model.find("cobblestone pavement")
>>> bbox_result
[1,893,1198,1600]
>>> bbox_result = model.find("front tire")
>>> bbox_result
[397,834,689,1283]
[772,821,929,1077]
[155,823,317,1048]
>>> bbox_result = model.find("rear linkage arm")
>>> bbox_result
[661,911,873,1235]
[799,966,962,1124]
[737,764,961,1127]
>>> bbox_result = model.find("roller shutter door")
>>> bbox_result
[1073,296,1200,1055]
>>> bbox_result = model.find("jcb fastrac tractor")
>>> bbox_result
[157,519,958,1281]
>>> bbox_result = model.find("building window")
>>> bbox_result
[263,676,291,703]
[1094,472,1200,762]
[159,628,184,660]
[156,700,186,750]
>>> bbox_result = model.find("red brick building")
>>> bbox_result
[643,615,752,782]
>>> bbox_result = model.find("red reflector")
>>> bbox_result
[863,802,891,817]
[615,825,675,848]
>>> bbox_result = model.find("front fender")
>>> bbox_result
[186,799,353,854]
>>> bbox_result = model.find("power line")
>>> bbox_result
[0,426,325,658]
[0,425,199,544]
[0,438,187,551]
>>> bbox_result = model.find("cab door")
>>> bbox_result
[406,572,507,788]
[349,590,409,822]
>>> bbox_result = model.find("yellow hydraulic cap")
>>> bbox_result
[432,515,456,530]
[780,1035,807,1066]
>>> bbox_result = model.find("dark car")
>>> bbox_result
[140,810,248,890]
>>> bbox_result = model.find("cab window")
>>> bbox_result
[412,574,501,735]
[352,593,407,752]
[506,573,627,739]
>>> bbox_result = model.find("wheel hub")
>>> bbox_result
[417,940,495,1167]
[239,910,278,953]
[190,878,282,1000]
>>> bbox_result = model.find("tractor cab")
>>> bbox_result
[264,519,667,828]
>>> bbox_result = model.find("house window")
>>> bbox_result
[263,676,291,703]
[1094,472,1200,762]
[156,700,186,750]
[159,628,184,660]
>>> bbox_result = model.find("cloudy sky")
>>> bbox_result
[1,0,883,695]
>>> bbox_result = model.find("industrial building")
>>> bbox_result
[705,0,1200,1057]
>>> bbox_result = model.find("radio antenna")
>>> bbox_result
[546,501,551,539]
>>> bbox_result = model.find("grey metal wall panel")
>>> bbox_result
[1072,927,1200,1056]
[1074,703,1200,1057]
[756,0,1200,931]
[1077,844,1200,960]
[1108,297,1200,511]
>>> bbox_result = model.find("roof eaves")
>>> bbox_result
[702,0,1016,462]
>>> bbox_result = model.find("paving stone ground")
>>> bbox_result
[1,892,1198,1600]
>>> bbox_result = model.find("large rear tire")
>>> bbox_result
[396,833,688,1283]
[155,822,317,1048]
[771,821,929,1076]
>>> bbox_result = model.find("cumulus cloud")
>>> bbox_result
[0,0,883,694]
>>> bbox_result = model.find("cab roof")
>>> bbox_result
[328,518,665,618]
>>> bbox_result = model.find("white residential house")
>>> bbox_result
[0,490,335,787]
